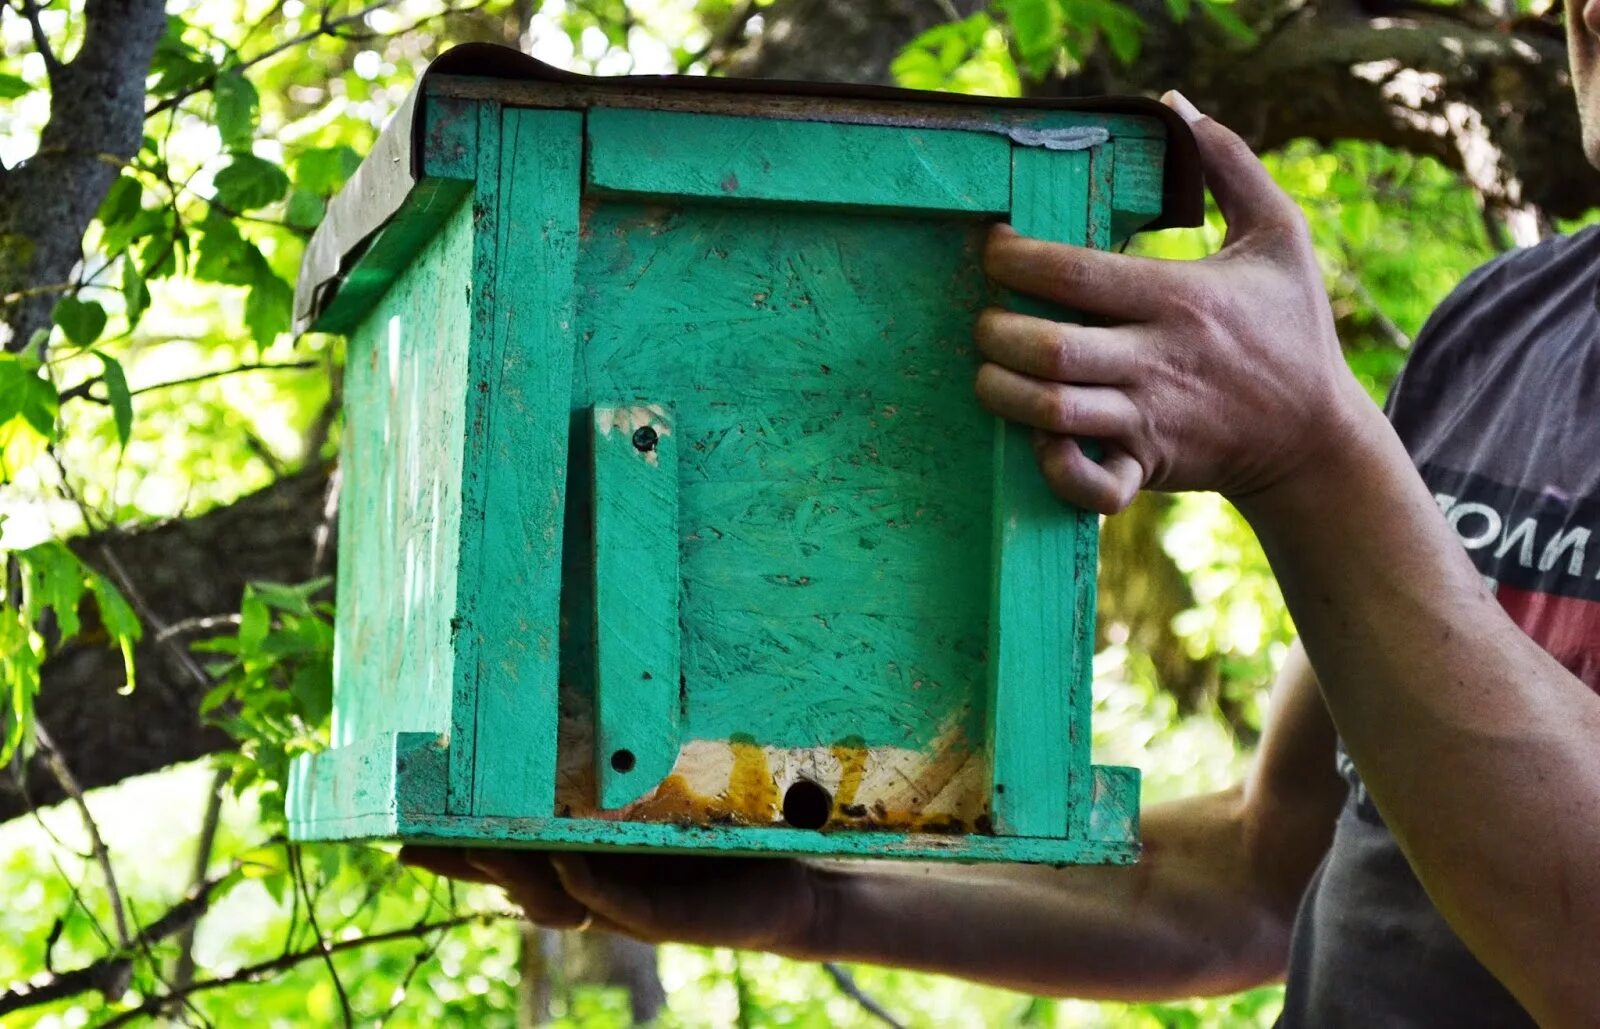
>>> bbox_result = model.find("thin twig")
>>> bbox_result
[0,868,245,1018]
[96,913,506,1028]
[58,360,320,405]
[154,613,242,644]
[310,465,341,579]
[289,846,355,1026]
[171,765,230,998]
[821,963,905,1029]
[33,723,131,948]
[15,0,61,79]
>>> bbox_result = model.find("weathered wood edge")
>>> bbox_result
[426,74,1166,140]
[1110,135,1168,246]
[376,813,1139,864]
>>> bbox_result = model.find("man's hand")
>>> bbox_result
[400,847,832,956]
[975,92,1377,515]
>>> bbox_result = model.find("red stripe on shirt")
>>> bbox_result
[1495,583,1600,690]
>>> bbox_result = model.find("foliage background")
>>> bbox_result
[0,0,1580,1024]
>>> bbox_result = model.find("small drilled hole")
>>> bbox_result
[782,780,832,830]
[632,426,658,452]
[610,749,636,773]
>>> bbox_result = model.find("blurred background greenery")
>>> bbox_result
[0,0,1585,1024]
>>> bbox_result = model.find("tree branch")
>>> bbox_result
[14,0,62,81]
[95,913,507,1027]
[170,765,229,1001]
[821,963,905,1029]
[0,868,232,1018]
[33,722,131,948]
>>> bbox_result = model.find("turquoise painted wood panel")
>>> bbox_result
[985,145,1101,838]
[573,203,994,757]
[586,108,1011,214]
[332,198,474,750]
[448,104,582,817]
[591,403,683,809]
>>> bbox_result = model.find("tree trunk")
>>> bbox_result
[518,927,665,1026]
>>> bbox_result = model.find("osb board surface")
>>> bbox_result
[552,201,999,830]
[333,198,473,748]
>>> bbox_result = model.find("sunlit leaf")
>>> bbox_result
[245,271,294,344]
[52,296,107,347]
[213,152,291,211]
[93,350,134,449]
[215,69,260,148]
[122,258,151,329]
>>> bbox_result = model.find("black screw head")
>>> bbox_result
[632,426,659,453]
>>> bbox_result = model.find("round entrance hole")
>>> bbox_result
[782,780,832,830]
[610,749,636,773]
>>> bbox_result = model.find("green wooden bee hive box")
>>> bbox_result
[286,44,1202,863]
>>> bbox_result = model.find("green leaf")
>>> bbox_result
[194,209,256,286]
[289,659,333,726]
[93,350,134,449]
[21,542,88,641]
[101,204,168,260]
[149,16,216,98]
[52,296,107,347]
[1200,0,1256,42]
[239,592,270,654]
[0,355,59,438]
[0,72,27,100]
[213,152,290,211]
[122,258,151,329]
[245,271,294,344]
[285,189,325,230]
[97,175,143,230]
[215,70,260,149]
[294,145,361,197]
[0,356,56,479]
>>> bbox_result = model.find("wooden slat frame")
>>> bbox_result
[447,103,583,817]
[586,107,1012,214]
[985,142,1113,838]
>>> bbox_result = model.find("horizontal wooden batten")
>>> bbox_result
[585,108,1012,213]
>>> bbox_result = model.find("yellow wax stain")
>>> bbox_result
[831,744,868,809]
[724,740,780,820]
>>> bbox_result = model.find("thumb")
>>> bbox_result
[1162,90,1299,240]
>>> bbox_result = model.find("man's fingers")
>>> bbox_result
[1032,434,1145,515]
[463,852,593,930]
[1161,90,1301,241]
[984,228,1168,321]
[975,309,1140,384]
[975,363,1142,439]
[400,845,497,884]
[550,854,667,939]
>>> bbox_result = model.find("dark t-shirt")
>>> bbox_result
[1278,227,1600,1025]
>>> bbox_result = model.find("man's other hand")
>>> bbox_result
[975,91,1374,515]
[400,847,832,955]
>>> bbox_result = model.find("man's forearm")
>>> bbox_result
[1237,403,1600,1024]
[801,791,1299,1000]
